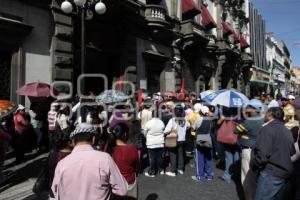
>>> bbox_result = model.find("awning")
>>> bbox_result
[240,36,250,49]
[182,0,201,19]
[250,80,270,87]
[200,5,216,29]
[221,21,234,36]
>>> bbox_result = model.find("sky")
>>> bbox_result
[252,0,300,67]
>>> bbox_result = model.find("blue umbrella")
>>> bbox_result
[203,89,249,108]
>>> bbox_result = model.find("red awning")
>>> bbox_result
[182,0,201,19]
[200,5,216,29]
[221,21,234,36]
[240,36,250,49]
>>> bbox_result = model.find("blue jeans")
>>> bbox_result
[255,170,288,200]
[223,145,240,181]
[195,146,213,180]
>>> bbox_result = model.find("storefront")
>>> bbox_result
[249,67,271,97]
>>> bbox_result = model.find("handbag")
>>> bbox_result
[217,120,238,145]
[33,157,50,194]
[196,134,212,148]
[165,119,178,148]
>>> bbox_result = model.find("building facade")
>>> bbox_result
[266,36,292,98]
[291,67,300,95]
[248,1,270,97]
[1,0,253,103]
[0,0,53,103]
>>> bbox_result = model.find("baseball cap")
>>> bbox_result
[17,104,25,111]
[194,103,203,113]
[288,95,296,100]
[200,106,209,115]
[247,99,263,110]
[268,100,280,108]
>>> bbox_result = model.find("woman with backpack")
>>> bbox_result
[192,106,214,181]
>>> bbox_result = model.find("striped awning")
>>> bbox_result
[221,21,234,36]
[200,5,216,29]
[182,0,201,19]
[240,36,250,49]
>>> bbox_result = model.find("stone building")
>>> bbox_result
[0,0,53,103]
[266,36,292,98]
[291,67,300,95]
[0,0,253,103]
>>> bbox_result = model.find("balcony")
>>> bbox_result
[181,20,209,48]
[241,52,253,66]
[145,5,169,29]
[216,39,240,57]
[205,34,218,52]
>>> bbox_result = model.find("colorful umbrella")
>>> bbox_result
[200,90,214,99]
[203,89,249,108]
[0,100,16,119]
[96,90,129,104]
[17,82,52,97]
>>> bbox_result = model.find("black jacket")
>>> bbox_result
[254,120,296,179]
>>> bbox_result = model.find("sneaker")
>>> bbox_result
[191,176,205,182]
[166,171,176,177]
[144,172,155,178]
[177,170,184,175]
[207,177,213,181]
[219,176,231,183]
[159,171,165,175]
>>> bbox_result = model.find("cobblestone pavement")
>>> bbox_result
[0,152,242,200]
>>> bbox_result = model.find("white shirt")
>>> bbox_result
[164,118,190,142]
[144,118,165,148]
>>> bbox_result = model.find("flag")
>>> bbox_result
[179,79,185,101]
[138,88,143,106]
[115,74,125,91]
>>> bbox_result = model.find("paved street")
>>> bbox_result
[0,152,242,200]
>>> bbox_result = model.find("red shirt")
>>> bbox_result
[14,113,30,133]
[113,144,139,184]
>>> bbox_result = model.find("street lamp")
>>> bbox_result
[61,0,106,93]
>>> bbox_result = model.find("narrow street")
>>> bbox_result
[0,152,242,200]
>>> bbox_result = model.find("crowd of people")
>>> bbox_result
[0,91,299,200]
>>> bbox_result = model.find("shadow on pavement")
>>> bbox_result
[23,193,48,200]
[145,193,159,200]
[0,157,47,193]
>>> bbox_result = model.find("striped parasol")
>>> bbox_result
[0,100,17,119]
[203,89,249,108]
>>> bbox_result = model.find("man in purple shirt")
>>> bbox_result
[51,123,128,200]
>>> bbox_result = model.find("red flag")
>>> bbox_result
[138,88,143,106]
[115,74,125,91]
[179,79,185,100]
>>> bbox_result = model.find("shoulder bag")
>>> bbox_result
[165,119,178,148]
[217,120,238,145]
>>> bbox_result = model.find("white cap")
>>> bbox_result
[194,103,203,113]
[200,106,209,115]
[288,95,295,100]
[17,104,25,111]
[268,100,279,108]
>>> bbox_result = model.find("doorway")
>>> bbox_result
[0,50,12,100]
